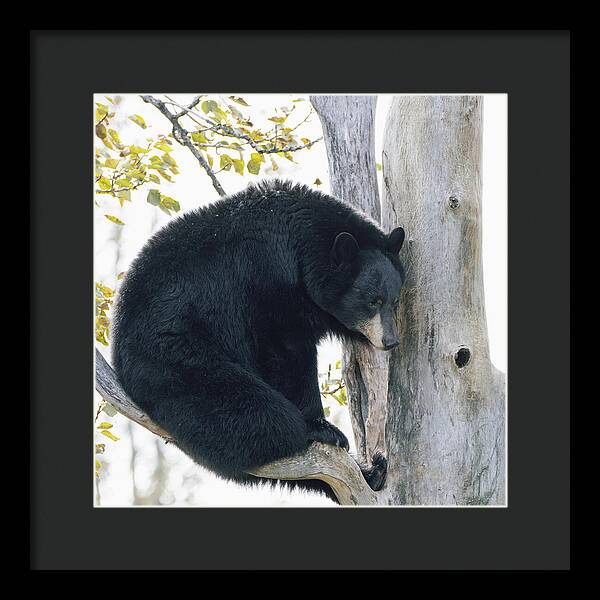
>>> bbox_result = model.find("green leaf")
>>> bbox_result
[117,190,131,206]
[129,114,147,129]
[376,162,382,171]
[160,195,180,213]
[102,403,118,417]
[268,116,286,124]
[323,406,331,417]
[95,123,107,139]
[201,100,218,114]
[148,173,160,184]
[219,154,233,170]
[247,159,261,175]
[147,189,161,206]
[104,214,125,225]
[250,152,265,163]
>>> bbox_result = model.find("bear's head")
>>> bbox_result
[325,227,406,351]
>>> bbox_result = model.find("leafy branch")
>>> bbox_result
[95,98,183,218]
[140,94,322,197]
[140,95,227,197]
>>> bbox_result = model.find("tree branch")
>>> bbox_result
[161,98,323,155]
[140,95,226,197]
[94,348,378,505]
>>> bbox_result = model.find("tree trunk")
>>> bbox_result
[310,96,390,471]
[311,95,506,505]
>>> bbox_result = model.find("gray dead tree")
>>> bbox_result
[310,95,506,505]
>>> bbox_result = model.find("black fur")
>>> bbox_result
[112,180,405,503]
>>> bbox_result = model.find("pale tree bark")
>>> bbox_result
[310,96,390,470]
[311,94,506,505]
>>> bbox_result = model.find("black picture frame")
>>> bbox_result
[30,30,570,570]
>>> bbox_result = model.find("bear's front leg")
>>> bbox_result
[265,340,350,452]
[306,417,350,451]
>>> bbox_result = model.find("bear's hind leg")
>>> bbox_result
[141,359,312,480]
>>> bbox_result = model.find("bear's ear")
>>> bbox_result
[331,232,359,265]
[386,227,405,254]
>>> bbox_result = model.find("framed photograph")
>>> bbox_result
[30,30,570,570]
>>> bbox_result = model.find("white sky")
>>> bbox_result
[94,93,507,507]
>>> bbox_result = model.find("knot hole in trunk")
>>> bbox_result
[454,347,471,368]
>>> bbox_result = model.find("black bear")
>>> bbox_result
[112,180,405,502]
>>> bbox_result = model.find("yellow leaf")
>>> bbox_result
[129,145,149,155]
[98,177,111,191]
[108,129,122,145]
[228,96,250,106]
[100,430,120,442]
[314,178,323,186]
[232,159,244,175]
[104,214,125,225]
[129,114,147,129]
[97,422,113,429]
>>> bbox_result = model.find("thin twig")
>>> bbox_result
[140,95,226,197]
